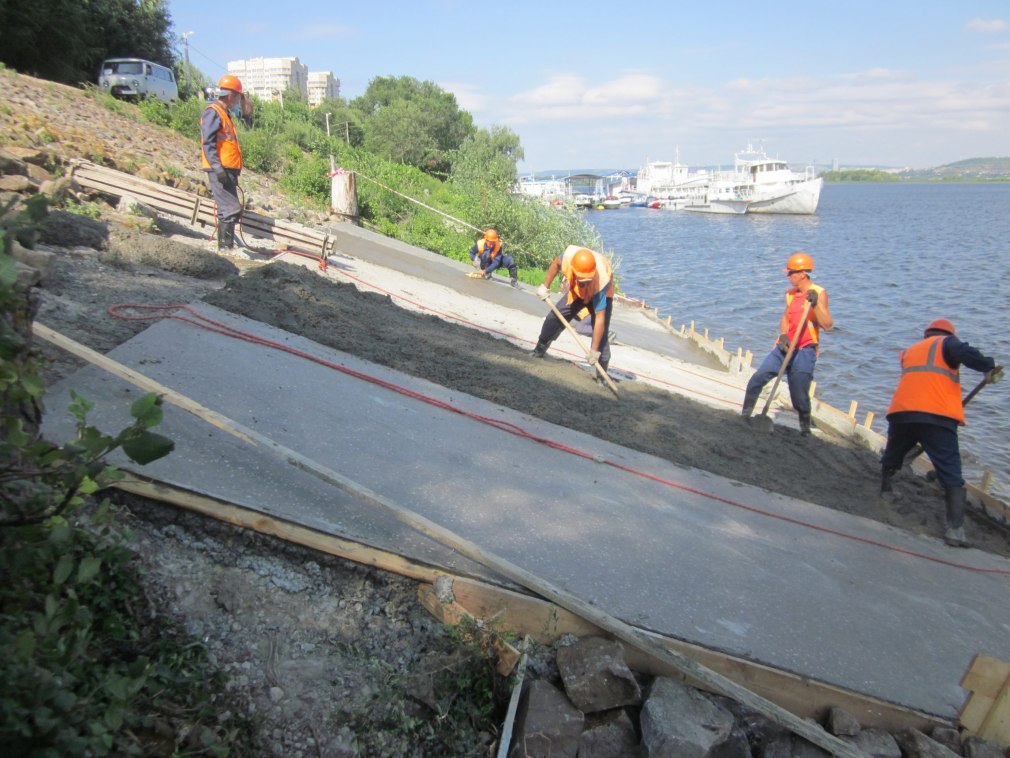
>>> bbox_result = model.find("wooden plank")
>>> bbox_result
[35,324,867,757]
[448,576,945,733]
[960,654,1010,743]
[417,584,520,676]
[116,474,446,583]
[70,160,331,254]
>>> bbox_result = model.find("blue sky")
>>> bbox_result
[167,0,1010,171]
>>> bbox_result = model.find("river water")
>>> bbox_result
[585,183,1010,496]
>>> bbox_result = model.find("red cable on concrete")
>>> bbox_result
[108,302,1010,576]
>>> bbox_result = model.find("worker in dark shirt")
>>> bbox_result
[879,318,998,547]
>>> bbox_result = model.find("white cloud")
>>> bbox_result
[441,81,490,113]
[966,18,1009,34]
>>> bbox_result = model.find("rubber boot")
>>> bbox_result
[798,412,812,436]
[530,340,549,359]
[880,466,898,499]
[740,386,761,420]
[216,221,232,251]
[942,486,969,547]
[509,264,520,289]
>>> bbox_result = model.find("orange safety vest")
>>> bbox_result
[784,284,824,352]
[477,238,501,260]
[200,101,243,170]
[560,245,614,305]
[886,335,964,424]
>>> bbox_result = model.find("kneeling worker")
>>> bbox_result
[532,246,614,373]
[879,318,997,547]
[469,228,520,289]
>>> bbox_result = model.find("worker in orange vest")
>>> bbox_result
[469,228,520,289]
[741,252,833,435]
[532,246,615,375]
[879,319,997,547]
[201,74,251,256]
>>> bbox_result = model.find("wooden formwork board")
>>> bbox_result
[960,654,1010,745]
[443,576,946,735]
[68,160,335,256]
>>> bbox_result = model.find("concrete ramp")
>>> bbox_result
[42,302,1010,721]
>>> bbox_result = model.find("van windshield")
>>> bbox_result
[105,61,144,75]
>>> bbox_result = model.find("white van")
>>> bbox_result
[98,58,178,103]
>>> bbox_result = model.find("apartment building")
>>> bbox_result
[307,71,340,107]
[227,57,308,102]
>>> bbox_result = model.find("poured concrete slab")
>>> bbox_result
[42,302,1010,721]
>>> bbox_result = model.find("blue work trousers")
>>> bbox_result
[746,345,817,415]
[880,422,963,489]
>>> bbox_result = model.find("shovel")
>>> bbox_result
[751,298,813,433]
[907,364,1004,468]
[541,294,619,398]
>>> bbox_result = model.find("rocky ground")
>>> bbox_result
[5,70,1010,755]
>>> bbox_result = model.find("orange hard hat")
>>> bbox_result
[924,318,956,337]
[784,252,815,273]
[218,74,243,94]
[484,228,499,243]
[571,248,597,280]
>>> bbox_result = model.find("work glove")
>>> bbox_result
[471,256,480,268]
[536,284,550,300]
[215,169,228,186]
[776,333,791,353]
[482,270,493,280]
[587,350,601,366]
[806,289,819,307]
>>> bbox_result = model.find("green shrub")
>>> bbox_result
[0,198,256,755]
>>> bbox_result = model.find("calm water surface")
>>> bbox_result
[586,183,1010,495]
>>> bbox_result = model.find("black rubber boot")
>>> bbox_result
[509,264,520,289]
[530,341,549,359]
[741,387,761,419]
[880,466,898,498]
[798,412,812,436]
[943,486,969,547]
[217,222,232,251]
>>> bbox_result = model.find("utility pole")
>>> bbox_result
[181,31,194,97]
[325,112,331,137]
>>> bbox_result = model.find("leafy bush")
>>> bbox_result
[0,198,256,755]
[137,97,170,127]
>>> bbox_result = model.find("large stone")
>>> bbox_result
[895,729,962,758]
[640,677,734,757]
[826,707,861,737]
[578,709,639,758]
[508,679,584,758]
[852,728,901,757]
[556,636,641,713]
[963,736,1006,758]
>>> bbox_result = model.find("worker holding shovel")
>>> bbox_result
[741,253,833,435]
[531,245,615,379]
[878,319,999,548]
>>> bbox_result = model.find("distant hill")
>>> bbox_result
[902,156,1010,181]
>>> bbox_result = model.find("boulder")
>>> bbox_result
[557,637,641,713]
[508,679,584,758]
[640,677,734,757]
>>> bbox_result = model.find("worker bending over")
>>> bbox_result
[879,319,997,547]
[469,228,520,289]
[532,246,614,374]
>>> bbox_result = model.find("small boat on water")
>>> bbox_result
[637,145,822,215]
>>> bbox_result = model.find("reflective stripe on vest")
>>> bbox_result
[886,335,964,424]
[560,245,614,304]
[200,102,243,170]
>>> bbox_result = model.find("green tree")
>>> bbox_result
[352,75,475,177]
[312,97,365,148]
[0,0,175,86]
[450,126,525,194]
